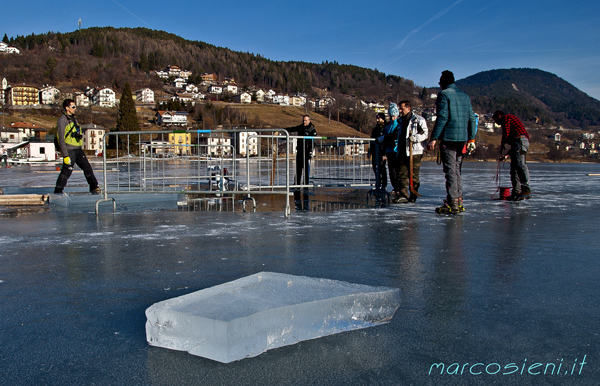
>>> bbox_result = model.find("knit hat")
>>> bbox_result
[388,103,399,117]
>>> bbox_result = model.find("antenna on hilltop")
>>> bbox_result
[78,18,82,31]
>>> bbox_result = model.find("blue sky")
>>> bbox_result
[3,0,600,99]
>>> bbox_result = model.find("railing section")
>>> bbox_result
[96,129,375,215]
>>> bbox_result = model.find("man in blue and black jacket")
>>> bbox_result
[427,70,477,214]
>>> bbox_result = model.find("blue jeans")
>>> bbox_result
[441,141,465,202]
[510,137,530,193]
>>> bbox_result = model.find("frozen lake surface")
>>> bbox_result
[1,161,599,385]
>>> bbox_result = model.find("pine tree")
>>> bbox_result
[2,34,9,44]
[139,53,149,73]
[112,82,140,152]
[115,82,140,132]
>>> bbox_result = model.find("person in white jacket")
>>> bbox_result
[393,100,429,203]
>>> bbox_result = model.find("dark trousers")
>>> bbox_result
[371,145,387,190]
[54,148,99,193]
[372,157,387,190]
[294,153,311,209]
[295,152,310,186]
[386,152,400,193]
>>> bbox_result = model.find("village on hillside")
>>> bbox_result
[1,63,599,163]
[0,63,388,163]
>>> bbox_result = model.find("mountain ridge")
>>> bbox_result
[456,68,600,129]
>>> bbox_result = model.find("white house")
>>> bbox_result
[81,123,106,154]
[265,89,276,101]
[157,110,189,127]
[272,94,289,106]
[74,92,91,107]
[27,142,56,161]
[0,77,7,106]
[172,92,195,106]
[192,92,205,101]
[224,84,238,94]
[179,70,192,80]
[173,78,186,89]
[167,65,181,78]
[254,89,265,102]
[208,85,223,94]
[364,100,385,113]
[233,92,252,104]
[7,121,41,140]
[0,127,27,143]
[185,84,199,93]
[340,143,367,156]
[0,42,20,54]
[154,70,169,79]
[290,95,306,107]
[93,87,116,108]
[236,131,259,156]
[200,136,232,157]
[39,86,61,105]
[135,88,155,104]
[315,97,334,109]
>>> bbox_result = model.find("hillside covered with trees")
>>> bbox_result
[2,27,416,103]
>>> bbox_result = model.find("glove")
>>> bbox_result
[63,156,71,165]
[466,141,476,155]
[409,135,418,143]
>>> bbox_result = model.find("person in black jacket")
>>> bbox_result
[369,112,388,190]
[285,115,317,210]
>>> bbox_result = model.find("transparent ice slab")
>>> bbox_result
[145,272,401,363]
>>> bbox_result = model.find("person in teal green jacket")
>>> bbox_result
[427,70,477,214]
[379,103,401,198]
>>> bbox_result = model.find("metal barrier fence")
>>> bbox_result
[95,129,375,216]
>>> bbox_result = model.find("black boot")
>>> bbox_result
[435,199,459,214]
[515,187,531,201]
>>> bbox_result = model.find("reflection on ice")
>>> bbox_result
[1,162,600,384]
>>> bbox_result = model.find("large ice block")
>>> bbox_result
[145,272,400,363]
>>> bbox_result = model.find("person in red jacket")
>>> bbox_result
[493,110,531,200]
